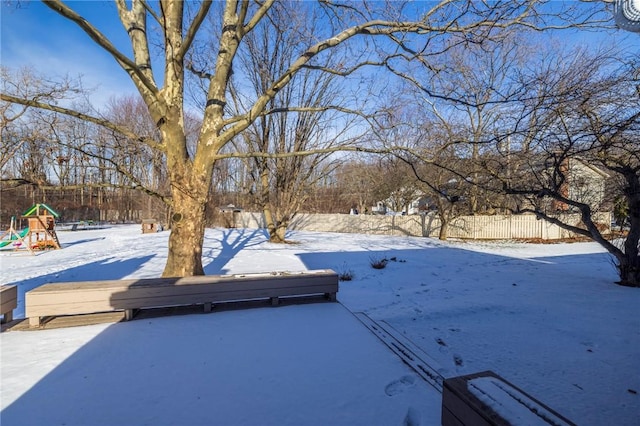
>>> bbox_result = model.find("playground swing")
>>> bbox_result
[0,216,33,253]
[0,204,62,253]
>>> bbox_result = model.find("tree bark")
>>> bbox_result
[616,255,640,288]
[163,184,207,276]
[438,217,449,240]
[160,120,212,277]
[272,219,289,243]
[617,169,640,287]
[259,167,280,243]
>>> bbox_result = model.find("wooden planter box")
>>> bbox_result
[1,285,17,324]
[442,371,575,426]
[26,270,338,327]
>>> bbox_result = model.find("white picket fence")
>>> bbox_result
[235,211,611,240]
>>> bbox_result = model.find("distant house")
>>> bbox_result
[372,191,432,216]
[407,195,433,215]
[218,204,244,228]
[553,158,610,212]
[371,157,611,217]
[371,201,387,215]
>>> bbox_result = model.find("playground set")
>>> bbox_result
[0,204,61,254]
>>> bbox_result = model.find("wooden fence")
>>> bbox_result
[235,211,611,240]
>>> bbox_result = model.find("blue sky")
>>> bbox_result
[1,1,637,110]
[1,1,137,105]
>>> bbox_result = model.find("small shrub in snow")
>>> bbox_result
[369,256,388,269]
[339,270,354,281]
[336,263,354,281]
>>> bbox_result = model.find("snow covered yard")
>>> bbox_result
[1,225,639,425]
[1,303,441,426]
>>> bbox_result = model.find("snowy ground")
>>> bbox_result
[1,225,639,425]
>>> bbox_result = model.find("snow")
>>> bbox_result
[1,225,639,426]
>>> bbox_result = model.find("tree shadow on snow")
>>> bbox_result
[60,237,106,248]
[296,247,617,291]
[202,228,266,275]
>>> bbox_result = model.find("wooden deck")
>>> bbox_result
[25,270,338,327]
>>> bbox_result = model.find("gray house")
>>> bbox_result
[553,158,610,212]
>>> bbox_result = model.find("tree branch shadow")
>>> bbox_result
[203,228,266,275]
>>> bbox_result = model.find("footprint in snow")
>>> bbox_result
[403,406,421,426]
[385,375,416,396]
[453,354,464,366]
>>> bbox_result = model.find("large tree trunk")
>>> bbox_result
[259,168,279,243]
[259,166,289,244]
[161,122,212,277]
[161,167,210,276]
[163,187,207,277]
[616,254,640,287]
[586,168,640,288]
[617,169,640,287]
[438,202,455,240]
[270,219,288,243]
[263,210,288,243]
[264,213,288,243]
[263,205,281,243]
[438,217,449,240]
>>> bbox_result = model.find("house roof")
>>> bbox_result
[571,158,610,179]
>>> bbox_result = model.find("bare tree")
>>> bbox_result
[332,157,385,214]
[0,0,607,276]
[495,47,640,287]
[368,90,477,239]
[227,4,359,242]
[0,67,83,177]
[374,28,536,226]
[396,123,478,240]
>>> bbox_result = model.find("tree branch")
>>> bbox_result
[177,0,213,61]
[212,144,415,161]
[242,0,275,35]
[0,93,164,152]
[43,0,158,96]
